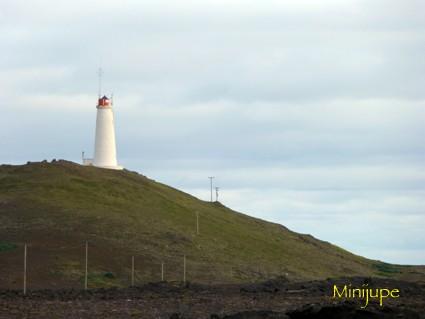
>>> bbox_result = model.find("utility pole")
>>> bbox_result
[215,187,219,202]
[208,177,214,202]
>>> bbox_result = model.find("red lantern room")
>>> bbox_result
[97,95,111,107]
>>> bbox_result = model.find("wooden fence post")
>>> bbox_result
[196,211,199,235]
[23,243,27,295]
[131,256,135,286]
[84,241,88,290]
[183,255,186,284]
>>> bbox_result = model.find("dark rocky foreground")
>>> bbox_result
[0,277,424,318]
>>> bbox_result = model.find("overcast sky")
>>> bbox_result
[1,0,424,264]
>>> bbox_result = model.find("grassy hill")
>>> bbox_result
[0,160,424,289]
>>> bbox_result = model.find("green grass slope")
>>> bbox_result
[0,160,423,289]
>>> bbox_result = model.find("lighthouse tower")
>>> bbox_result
[91,95,122,170]
[82,70,123,170]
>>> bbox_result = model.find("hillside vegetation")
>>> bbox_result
[0,160,423,289]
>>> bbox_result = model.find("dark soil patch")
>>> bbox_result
[0,278,423,319]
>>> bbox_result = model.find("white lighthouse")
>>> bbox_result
[83,94,123,170]
[93,95,122,169]
[82,70,123,170]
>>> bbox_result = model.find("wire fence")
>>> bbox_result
[0,241,285,294]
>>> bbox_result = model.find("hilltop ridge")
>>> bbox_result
[0,160,424,288]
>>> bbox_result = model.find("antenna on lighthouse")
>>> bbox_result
[97,67,103,97]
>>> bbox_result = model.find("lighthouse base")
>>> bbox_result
[82,157,123,170]
[94,164,124,170]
